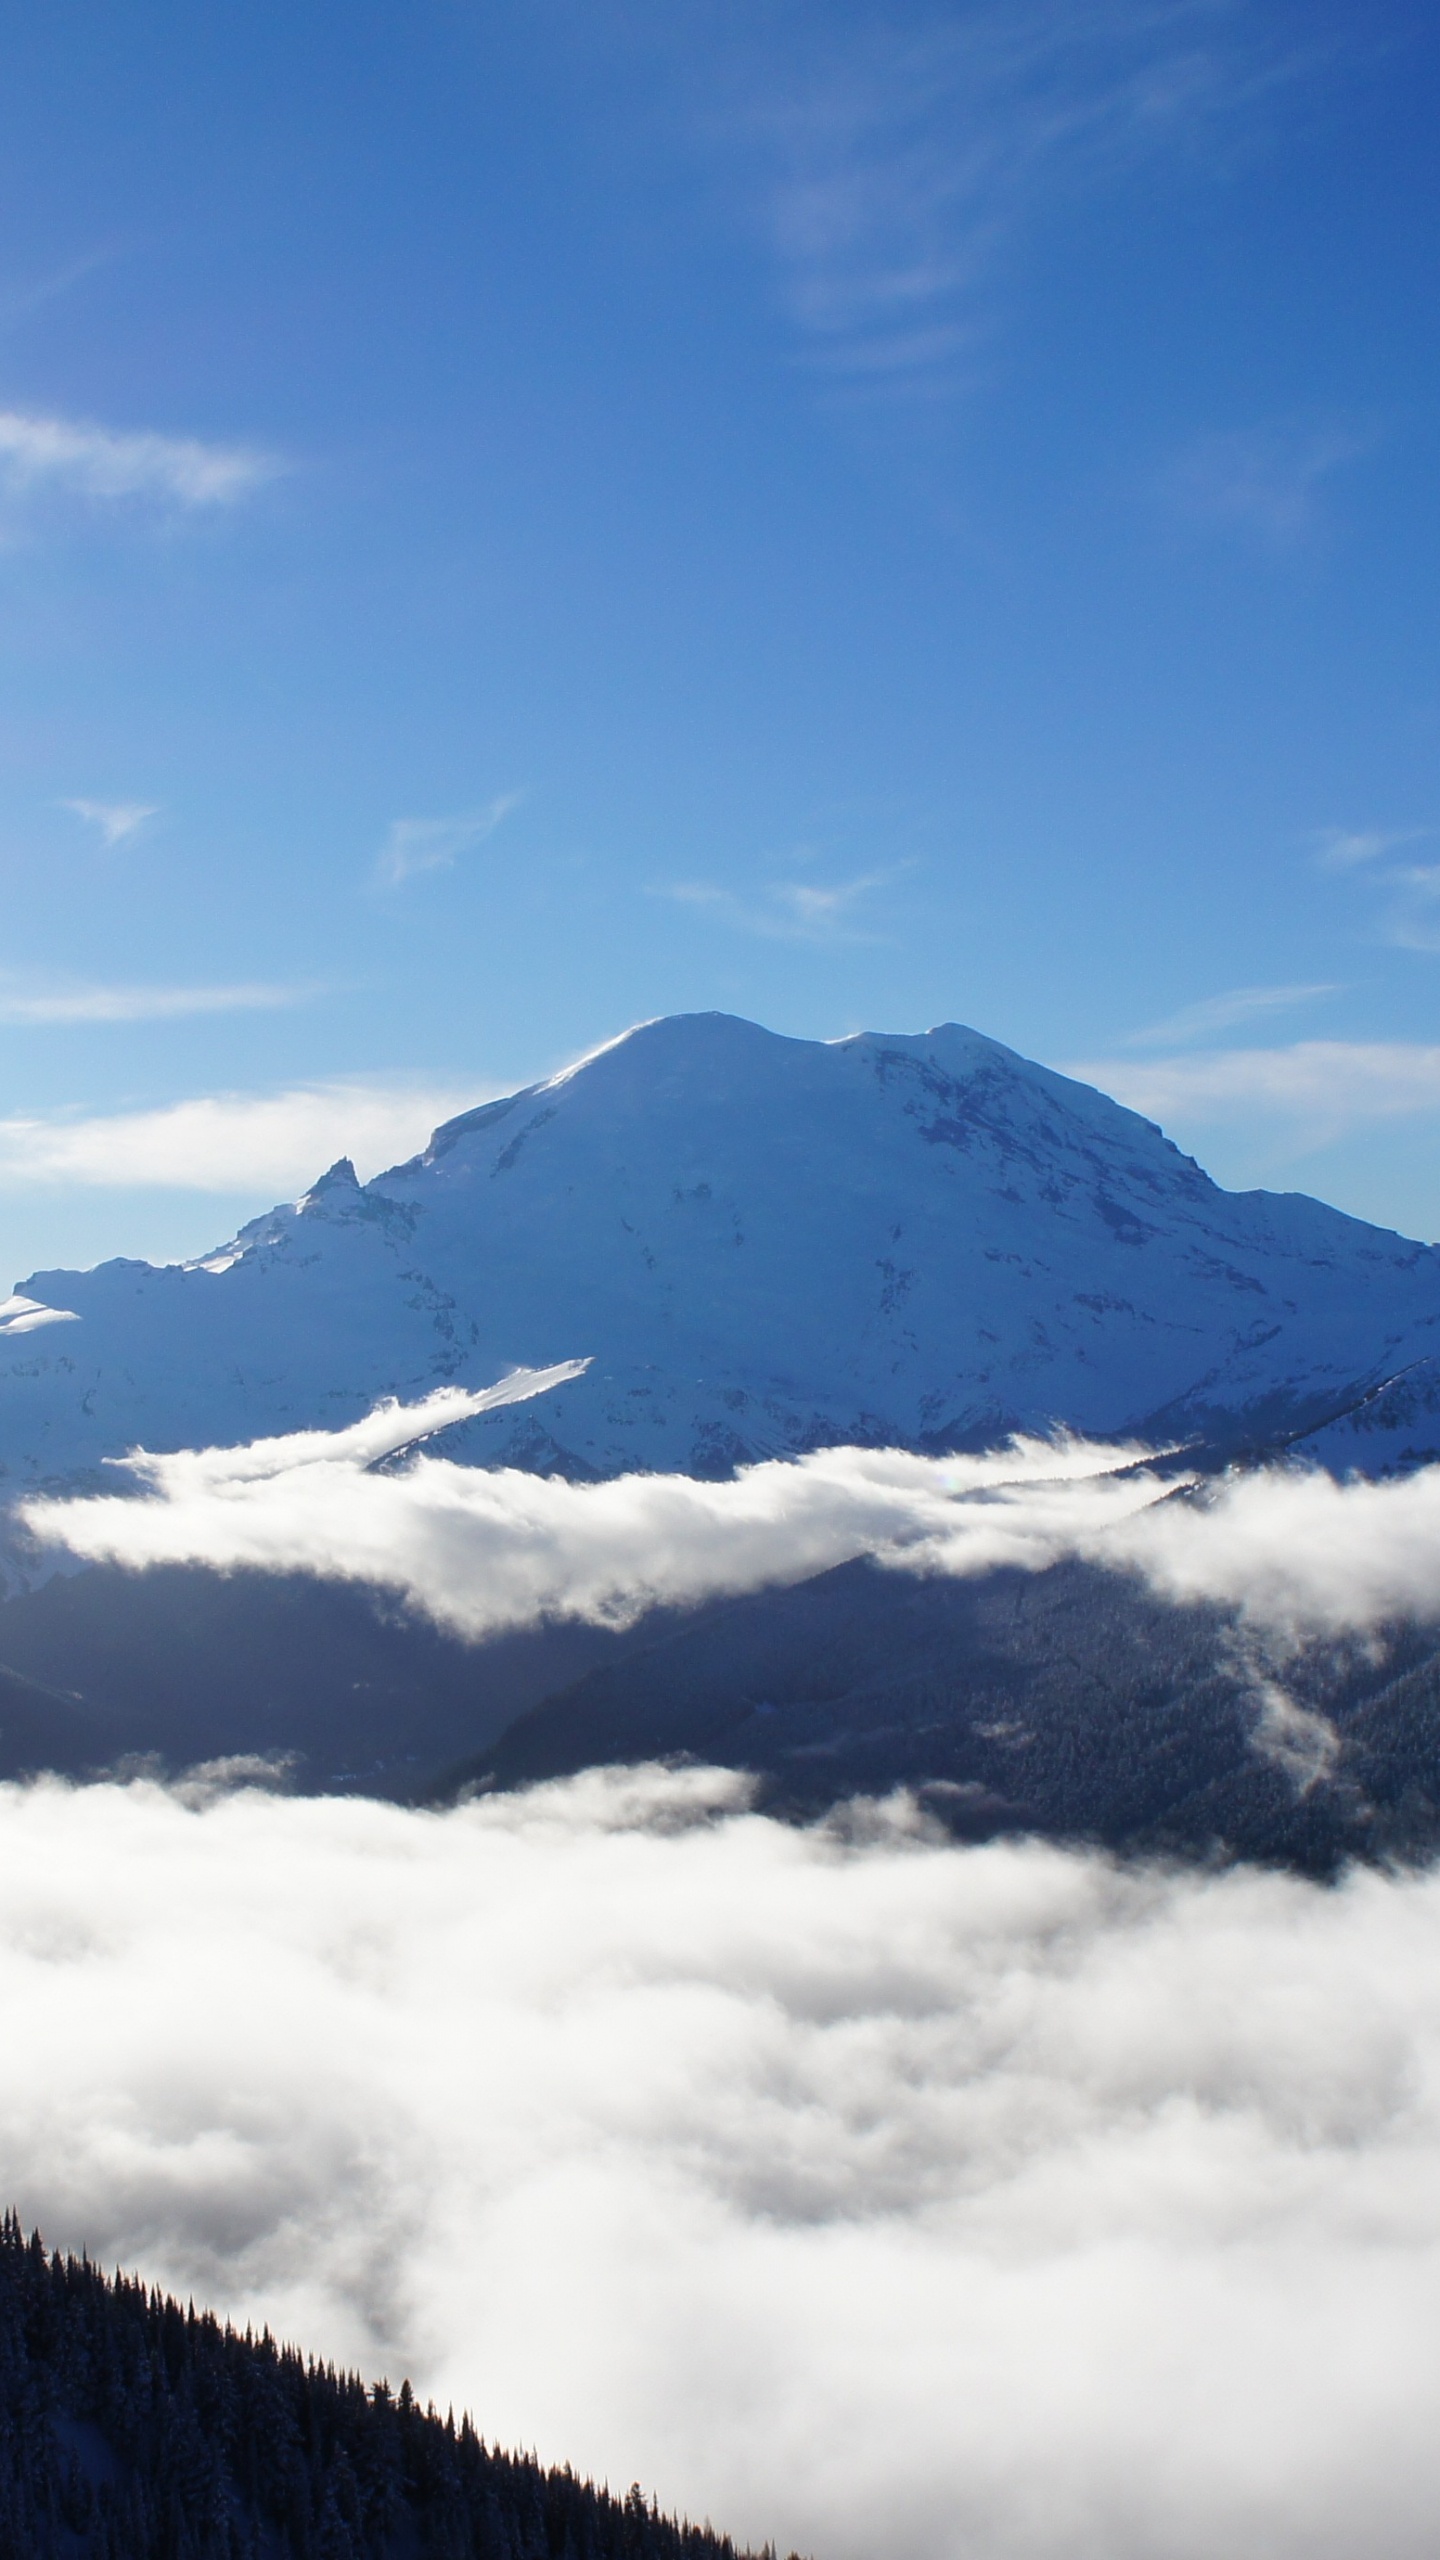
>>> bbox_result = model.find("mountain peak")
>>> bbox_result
[305,1156,360,1197]
[4,1009,1437,1500]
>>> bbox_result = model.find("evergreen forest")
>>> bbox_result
[0,2216,781,2560]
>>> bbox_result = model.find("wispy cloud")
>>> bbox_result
[60,798,158,847]
[0,245,126,334]
[1119,982,1337,1049]
[1313,823,1431,872]
[713,2,1312,389]
[1163,417,1371,545]
[0,977,320,1027]
[658,869,893,944]
[1070,1040,1440,1136]
[1304,825,1440,950]
[1379,866,1440,955]
[0,1080,484,1193]
[0,409,280,510]
[375,794,523,889]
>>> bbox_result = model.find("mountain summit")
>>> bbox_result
[3,1012,1438,1497]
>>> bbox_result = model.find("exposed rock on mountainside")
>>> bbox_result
[4,1012,1439,1510]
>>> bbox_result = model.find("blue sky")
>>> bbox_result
[2,0,1440,1278]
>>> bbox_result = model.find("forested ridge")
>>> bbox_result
[0,2217,780,2560]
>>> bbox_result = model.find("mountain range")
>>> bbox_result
[4,1010,1439,1513]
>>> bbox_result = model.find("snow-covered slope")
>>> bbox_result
[3,1013,1438,1505]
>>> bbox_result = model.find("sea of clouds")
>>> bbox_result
[19,1374,1440,1650]
[13,1385,1440,2557]
[4,1763,1440,2560]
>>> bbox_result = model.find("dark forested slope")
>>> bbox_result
[7,1542,1440,1875]
[0,2218,776,2560]
[454,1555,1440,1878]
[0,1565,645,1795]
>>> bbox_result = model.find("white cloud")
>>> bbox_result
[26,1388,1440,1663]
[1098,1462,1440,1651]
[1118,983,1336,1049]
[0,977,320,1026]
[1313,824,1430,872]
[0,1079,485,1193]
[20,1417,1160,1638]
[658,870,892,944]
[1298,829,1440,953]
[0,409,279,509]
[60,798,158,846]
[9,1769,1440,2560]
[375,794,522,888]
[1381,865,1440,955]
[1068,1041,1440,1138]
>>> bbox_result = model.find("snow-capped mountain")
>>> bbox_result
[4,1012,1439,1504]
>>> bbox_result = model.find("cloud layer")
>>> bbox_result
[21,1393,1440,1657]
[20,1420,1162,1637]
[7,1766,1440,2560]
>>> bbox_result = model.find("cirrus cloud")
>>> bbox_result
[0,977,322,1027]
[1162,418,1372,546]
[707,0,1316,393]
[375,794,523,888]
[1115,983,1337,1050]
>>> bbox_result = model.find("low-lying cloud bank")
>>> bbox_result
[19,1388,1440,1649]
[6,1766,1440,2560]
[19,1408,1164,1634]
